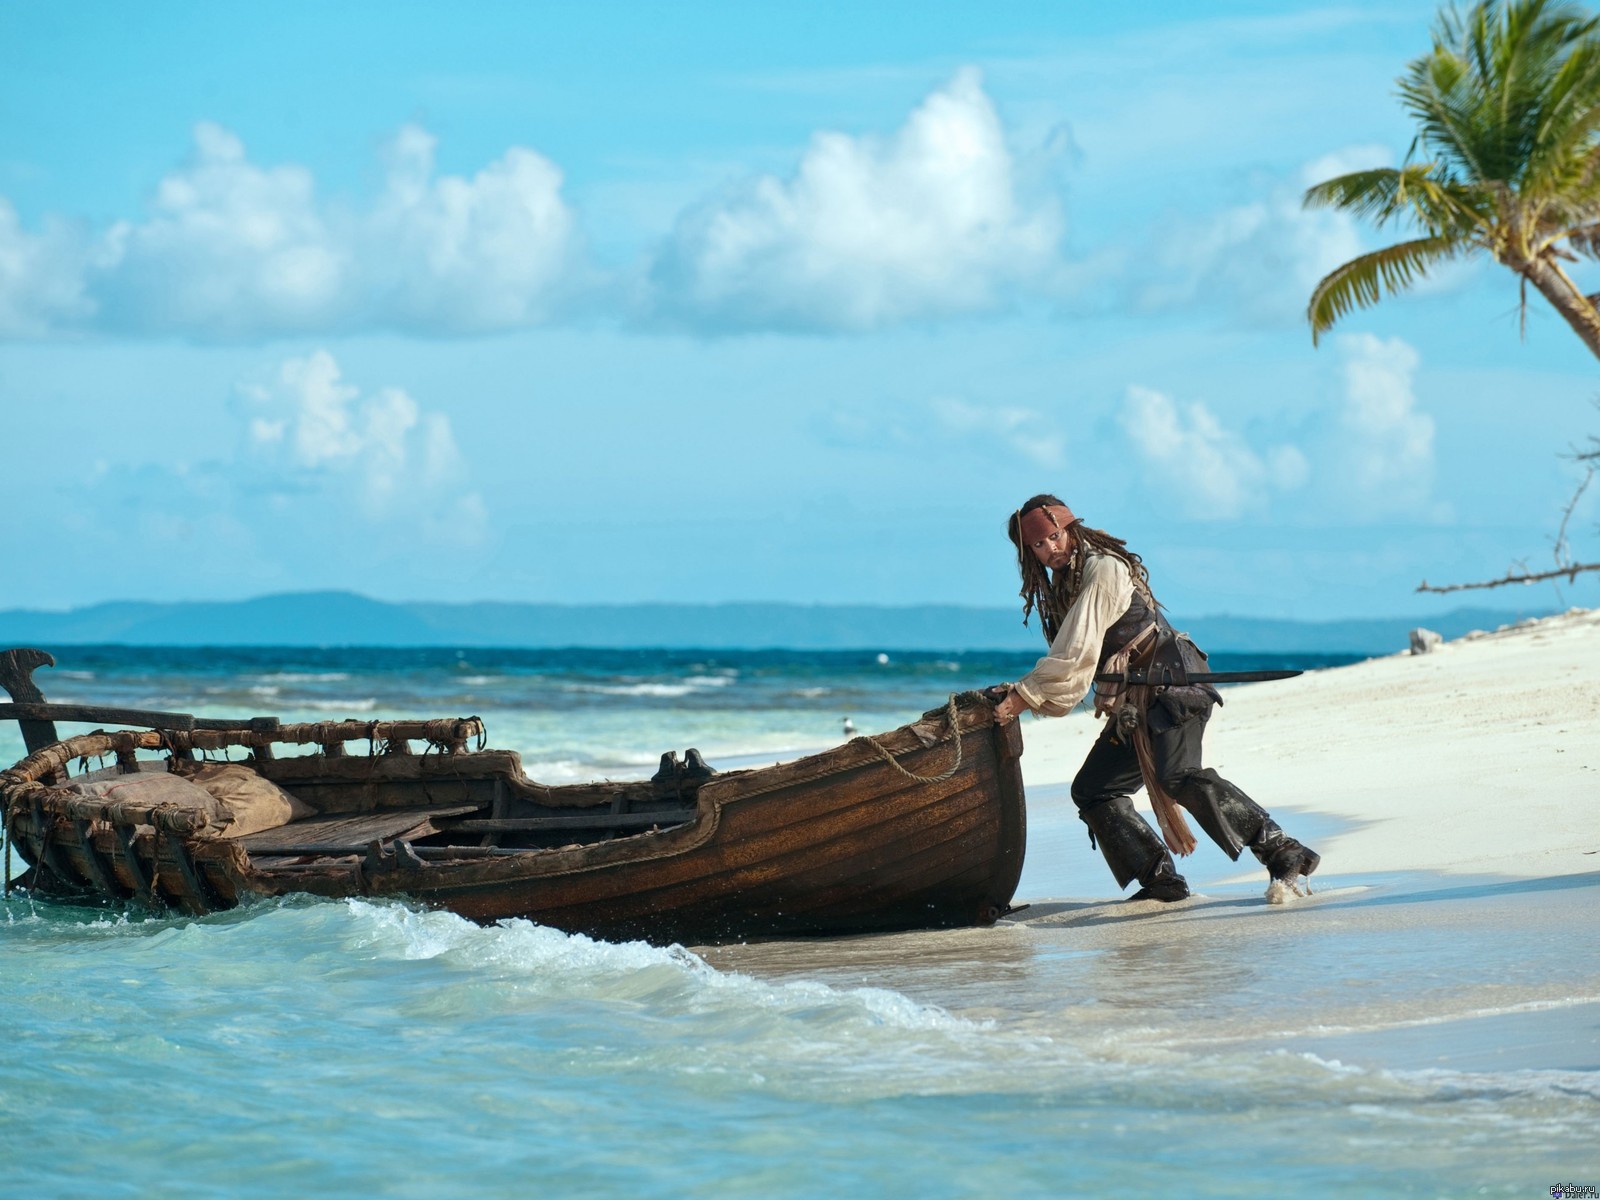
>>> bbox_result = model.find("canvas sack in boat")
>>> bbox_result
[65,764,229,831]
[172,761,316,838]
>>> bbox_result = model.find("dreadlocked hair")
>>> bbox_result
[1006,494,1157,642]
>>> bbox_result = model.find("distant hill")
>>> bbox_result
[0,591,1564,655]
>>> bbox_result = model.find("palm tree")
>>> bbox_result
[1304,0,1600,359]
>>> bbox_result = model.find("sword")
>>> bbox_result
[1093,667,1304,687]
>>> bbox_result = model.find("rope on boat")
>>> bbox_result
[850,694,965,784]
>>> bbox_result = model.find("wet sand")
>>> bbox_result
[704,609,1600,1076]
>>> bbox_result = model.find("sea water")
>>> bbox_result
[3,647,1595,1198]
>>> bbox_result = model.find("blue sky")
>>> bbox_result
[2,1,1596,620]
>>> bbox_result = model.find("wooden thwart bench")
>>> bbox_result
[237,805,481,856]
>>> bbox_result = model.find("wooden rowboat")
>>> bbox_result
[0,648,1026,944]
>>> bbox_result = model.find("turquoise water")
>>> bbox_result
[4,896,1595,1198]
[0,645,1360,782]
[4,646,1592,1197]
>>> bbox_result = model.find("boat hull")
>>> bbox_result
[383,717,1026,943]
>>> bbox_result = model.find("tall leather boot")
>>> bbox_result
[1250,815,1321,891]
[1080,796,1190,902]
[1170,769,1319,887]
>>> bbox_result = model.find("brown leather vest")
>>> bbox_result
[1095,566,1220,725]
[1097,584,1167,673]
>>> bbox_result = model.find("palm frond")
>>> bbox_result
[1403,1,1600,185]
[1401,51,1492,180]
[1307,236,1466,344]
[1521,39,1600,196]
[1563,220,1600,256]
[1303,164,1492,235]
[1303,167,1410,222]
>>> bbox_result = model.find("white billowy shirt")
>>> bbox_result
[1011,554,1134,717]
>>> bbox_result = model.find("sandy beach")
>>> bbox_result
[708,608,1600,1080]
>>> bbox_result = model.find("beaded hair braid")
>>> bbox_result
[1006,494,1156,642]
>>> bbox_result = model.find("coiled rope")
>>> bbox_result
[849,694,965,784]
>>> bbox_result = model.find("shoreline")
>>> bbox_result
[709,608,1600,1081]
[1014,605,1600,885]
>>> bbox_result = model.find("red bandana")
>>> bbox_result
[1017,504,1078,546]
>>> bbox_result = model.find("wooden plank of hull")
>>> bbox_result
[526,793,1008,943]
[687,763,1001,902]
[748,805,1005,919]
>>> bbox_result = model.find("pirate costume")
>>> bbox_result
[1006,500,1319,902]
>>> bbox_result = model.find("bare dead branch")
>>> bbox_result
[1420,442,1598,596]
[1553,462,1596,567]
[1418,561,1600,593]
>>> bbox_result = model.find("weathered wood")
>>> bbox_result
[479,775,506,849]
[112,824,154,897]
[568,762,996,911]
[382,707,1021,940]
[71,818,121,897]
[0,702,288,734]
[27,796,78,889]
[262,749,523,784]
[34,788,210,835]
[526,782,995,929]
[260,751,653,810]
[236,805,481,854]
[0,649,60,755]
[0,719,487,789]
[160,834,213,915]
[408,845,523,859]
[0,702,194,731]
[447,812,695,833]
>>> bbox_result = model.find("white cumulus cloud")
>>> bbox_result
[1332,332,1437,512]
[363,125,584,332]
[1135,144,1390,325]
[1119,335,1438,526]
[931,396,1064,468]
[95,123,348,336]
[241,350,486,540]
[1,123,586,340]
[819,392,1066,471]
[648,68,1063,332]
[1122,385,1307,518]
[0,198,99,335]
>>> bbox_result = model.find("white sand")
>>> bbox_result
[1019,605,1600,882]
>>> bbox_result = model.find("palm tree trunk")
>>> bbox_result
[1522,259,1600,361]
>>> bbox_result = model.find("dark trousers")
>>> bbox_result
[1071,710,1208,815]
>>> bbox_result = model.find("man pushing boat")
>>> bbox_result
[989,494,1319,904]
